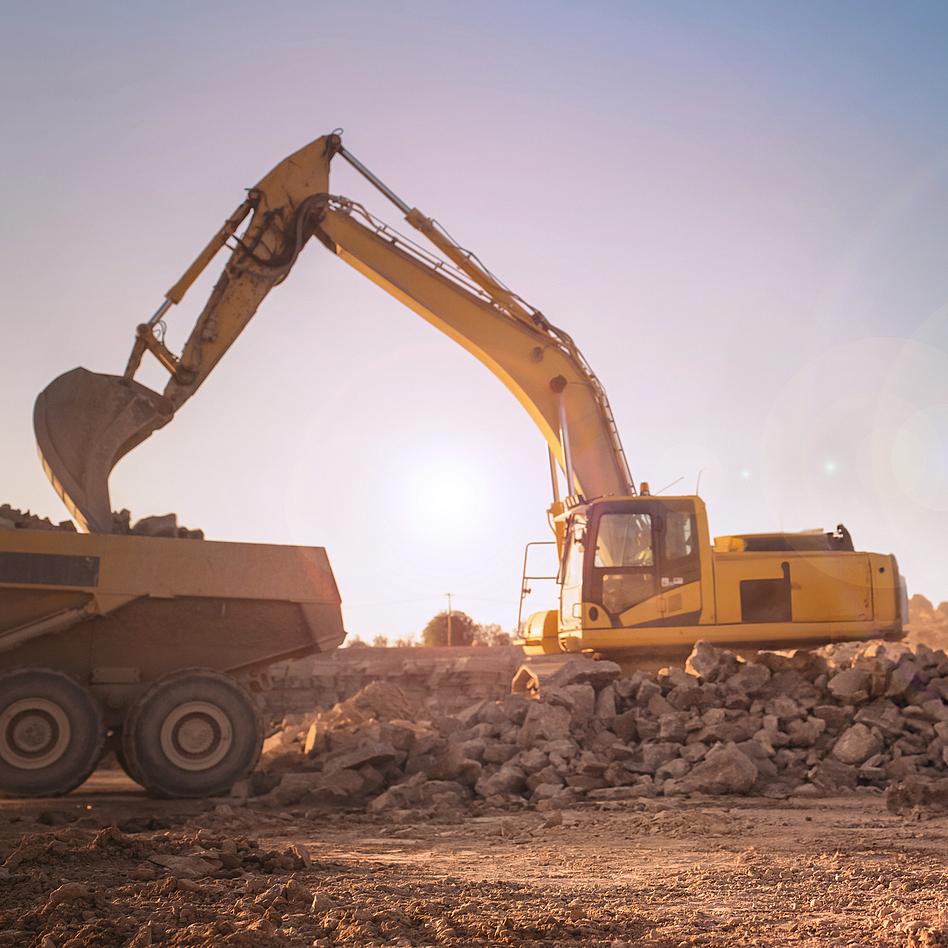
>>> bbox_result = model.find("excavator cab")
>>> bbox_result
[521,492,904,661]
[554,497,707,646]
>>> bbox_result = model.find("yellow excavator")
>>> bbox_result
[35,132,906,667]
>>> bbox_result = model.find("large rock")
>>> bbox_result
[812,704,852,732]
[368,773,428,812]
[832,723,883,765]
[666,683,706,711]
[131,513,178,538]
[545,656,622,690]
[852,653,894,699]
[886,658,921,698]
[827,668,871,704]
[595,684,617,720]
[658,713,687,743]
[512,656,621,696]
[686,641,737,682]
[427,745,482,786]
[482,742,518,764]
[340,681,415,722]
[475,764,527,797]
[266,768,365,806]
[810,758,858,791]
[638,742,681,774]
[324,740,398,772]
[854,699,905,739]
[725,663,771,695]
[674,742,758,794]
[551,684,596,721]
[784,716,826,748]
[518,701,572,746]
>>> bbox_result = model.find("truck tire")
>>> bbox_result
[122,669,263,798]
[0,668,103,797]
[113,739,144,786]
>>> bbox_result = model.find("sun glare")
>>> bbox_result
[403,454,489,538]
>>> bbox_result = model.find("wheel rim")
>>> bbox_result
[158,701,233,771]
[0,698,72,770]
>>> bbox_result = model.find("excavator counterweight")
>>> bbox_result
[34,367,172,532]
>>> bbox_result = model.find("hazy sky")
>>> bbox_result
[2,2,946,639]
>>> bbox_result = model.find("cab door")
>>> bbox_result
[584,499,702,628]
[586,502,660,624]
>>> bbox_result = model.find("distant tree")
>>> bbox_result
[474,623,512,647]
[345,635,369,648]
[371,634,390,648]
[394,637,415,648]
[421,610,478,647]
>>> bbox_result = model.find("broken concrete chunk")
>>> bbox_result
[675,742,758,795]
[810,757,858,791]
[131,513,178,537]
[686,640,736,682]
[324,740,398,772]
[518,701,572,746]
[827,668,871,704]
[475,764,527,797]
[832,723,883,765]
[725,662,771,695]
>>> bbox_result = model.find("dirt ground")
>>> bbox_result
[0,774,945,948]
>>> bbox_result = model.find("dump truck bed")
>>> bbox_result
[0,528,345,714]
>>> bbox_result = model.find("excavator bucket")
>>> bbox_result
[33,368,174,533]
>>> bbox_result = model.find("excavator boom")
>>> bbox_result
[35,133,633,532]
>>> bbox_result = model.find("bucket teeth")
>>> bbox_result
[33,367,174,533]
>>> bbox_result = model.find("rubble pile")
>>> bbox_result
[259,639,948,812]
[0,504,203,539]
[0,504,75,532]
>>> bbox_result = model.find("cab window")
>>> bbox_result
[665,511,695,560]
[592,512,655,615]
[595,513,653,567]
[661,509,700,588]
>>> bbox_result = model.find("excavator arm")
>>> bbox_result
[34,133,634,534]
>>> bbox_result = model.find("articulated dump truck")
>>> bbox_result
[0,525,344,798]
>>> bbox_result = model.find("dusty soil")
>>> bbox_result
[0,775,946,947]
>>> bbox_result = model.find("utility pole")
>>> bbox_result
[445,592,453,647]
